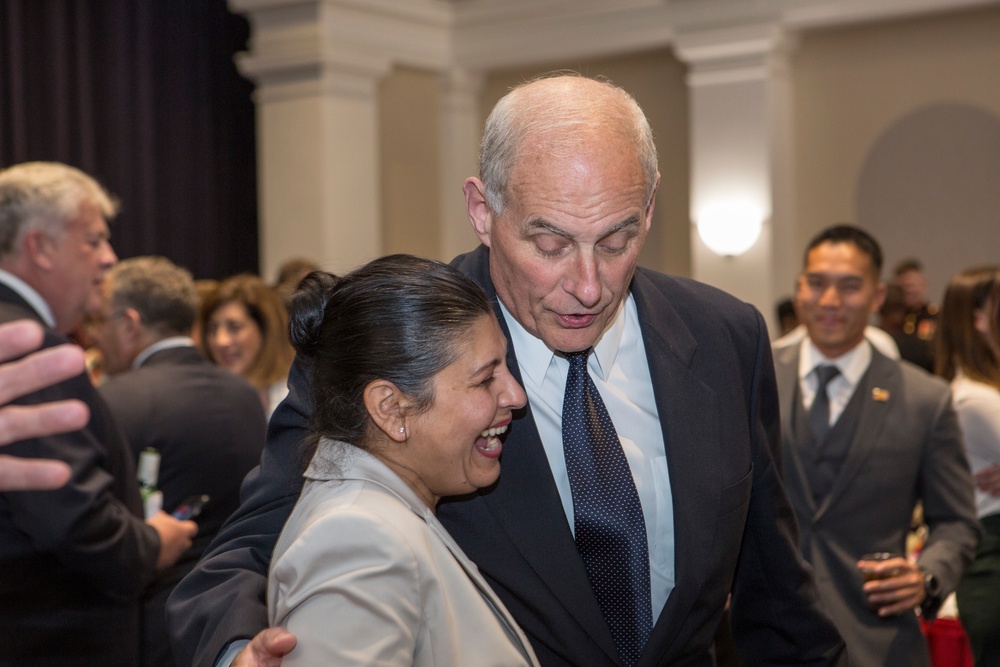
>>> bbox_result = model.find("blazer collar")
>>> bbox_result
[308,440,538,665]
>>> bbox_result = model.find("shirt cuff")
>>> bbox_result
[216,639,250,667]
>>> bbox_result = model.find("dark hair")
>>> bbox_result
[935,266,1000,390]
[804,224,883,277]
[894,258,923,276]
[289,254,493,449]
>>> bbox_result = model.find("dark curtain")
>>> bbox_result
[0,0,258,279]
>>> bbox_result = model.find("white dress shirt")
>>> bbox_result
[499,294,674,621]
[797,338,873,427]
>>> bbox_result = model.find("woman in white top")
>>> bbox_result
[267,255,539,666]
[936,265,1000,666]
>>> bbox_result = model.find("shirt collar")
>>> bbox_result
[133,336,195,369]
[0,268,56,329]
[497,294,630,387]
[798,336,872,386]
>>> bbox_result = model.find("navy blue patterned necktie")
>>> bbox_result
[562,349,652,667]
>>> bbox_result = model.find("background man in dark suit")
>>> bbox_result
[93,256,267,666]
[0,161,197,665]
[168,75,845,666]
[773,224,978,665]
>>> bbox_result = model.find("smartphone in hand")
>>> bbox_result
[172,494,210,521]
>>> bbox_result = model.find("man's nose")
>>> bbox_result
[818,285,840,307]
[101,241,118,268]
[565,252,601,308]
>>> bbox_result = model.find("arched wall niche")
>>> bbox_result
[857,103,1000,303]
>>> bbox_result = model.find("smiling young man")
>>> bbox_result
[773,224,979,666]
[169,76,846,667]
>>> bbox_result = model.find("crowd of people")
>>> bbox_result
[0,73,997,667]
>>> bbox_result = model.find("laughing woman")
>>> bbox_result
[267,255,539,667]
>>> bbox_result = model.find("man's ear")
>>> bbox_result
[119,307,143,341]
[871,282,888,314]
[363,379,411,442]
[463,177,493,247]
[23,229,58,271]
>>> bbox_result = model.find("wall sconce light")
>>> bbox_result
[695,200,764,257]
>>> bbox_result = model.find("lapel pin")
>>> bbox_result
[872,387,890,402]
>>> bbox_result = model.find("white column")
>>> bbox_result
[232,0,391,279]
[438,68,486,260]
[674,24,798,333]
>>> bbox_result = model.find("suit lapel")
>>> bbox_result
[815,350,896,519]
[629,271,721,661]
[774,346,820,517]
[0,283,46,325]
[425,517,539,666]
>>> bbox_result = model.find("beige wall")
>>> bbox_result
[791,5,1000,300]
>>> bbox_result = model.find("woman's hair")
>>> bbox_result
[288,254,493,449]
[198,273,294,388]
[935,266,1000,390]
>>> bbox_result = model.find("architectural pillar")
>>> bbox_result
[674,24,798,332]
[231,0,391,279]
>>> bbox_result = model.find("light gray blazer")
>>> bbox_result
[773,343,979,666]
[267,440,539,667]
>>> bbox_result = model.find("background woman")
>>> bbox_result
[267,255,538,666]
[935,265,1000,666]
[198,274,294,417]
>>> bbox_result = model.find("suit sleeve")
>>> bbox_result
[269,507,422,666]
[728,308,847,665]
[1,367,160,601]
[166,357,313,667]
[914,383,980,611]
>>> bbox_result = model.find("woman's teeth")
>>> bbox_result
[480,424,508,451]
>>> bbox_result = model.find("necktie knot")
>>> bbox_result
[814,364,840,390]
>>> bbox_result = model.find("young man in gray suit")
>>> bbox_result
[774,224,979,665]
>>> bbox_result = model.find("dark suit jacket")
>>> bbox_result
[0,284,161,666]
[168,246,845,666]
[100,345,267,667]
[774,343,979,666]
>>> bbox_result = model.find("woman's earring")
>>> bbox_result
[399,427,405,434]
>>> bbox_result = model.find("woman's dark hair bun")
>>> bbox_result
[288,271,341,357]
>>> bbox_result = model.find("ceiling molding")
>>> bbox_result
[229,0,1000,80]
